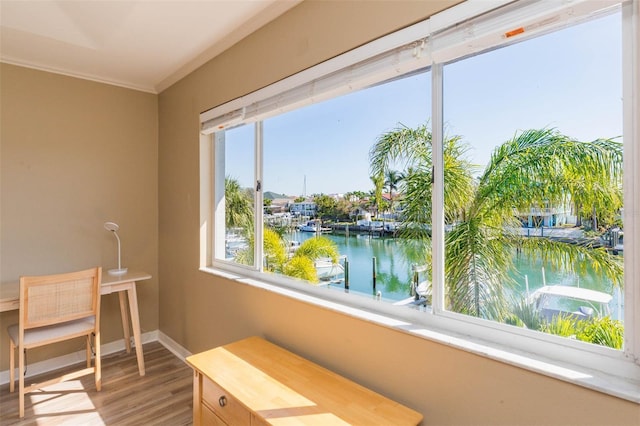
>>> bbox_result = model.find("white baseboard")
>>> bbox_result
[0,330,160,386]
[158,330,192,362]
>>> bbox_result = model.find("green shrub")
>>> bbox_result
[540,315,579,338]
[509,297,543,330]
[283,256,318,283]
[577,317,624,349]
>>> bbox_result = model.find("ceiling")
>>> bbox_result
[0,0,302,93]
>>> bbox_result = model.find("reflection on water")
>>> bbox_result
[511,252,623,320]
[289,232,623,319]
[291,232,417,301]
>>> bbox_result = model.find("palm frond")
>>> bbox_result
[445,218,515,320]
[369,125,623,323]
[263,228,287,272]
[225,176,254,233]
[369,123,432,178]
[283,256,318,283]
[577,317,624,349]
[514,236,623,288]
[294,236,340,263]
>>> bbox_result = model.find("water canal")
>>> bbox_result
[290,230,623,319]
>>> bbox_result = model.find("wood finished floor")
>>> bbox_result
[0,341,193,425]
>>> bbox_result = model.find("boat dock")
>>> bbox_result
[328,223,398,237]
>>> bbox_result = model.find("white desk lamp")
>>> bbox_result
[104,221,128,275]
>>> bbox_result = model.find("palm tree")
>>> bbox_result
[564,144,623,231]
[370,125,623,320]
[225,176,253,234]
[370,123,476,239]
[236,228,340,284]
[236,228,286,269]
[264,228,288,271]
[293,236,339,264]
[369,174,385,218]
[384,169,403,218]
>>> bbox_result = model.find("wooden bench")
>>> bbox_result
[186,336,423,425]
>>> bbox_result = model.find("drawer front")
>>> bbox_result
[201,404,228,426]
[202,377,251,425]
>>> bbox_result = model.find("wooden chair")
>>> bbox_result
[7,267,102,418]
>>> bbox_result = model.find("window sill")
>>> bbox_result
[201,266,640,404]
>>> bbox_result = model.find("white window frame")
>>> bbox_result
[200,0,640,402]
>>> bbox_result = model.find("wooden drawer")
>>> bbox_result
[202,376,251,425]
[201,404,228,426]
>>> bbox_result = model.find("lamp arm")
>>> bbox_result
[112,231,122,270]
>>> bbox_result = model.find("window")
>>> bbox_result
[441,10,624,340]
[217,124,257,268]
[201,0,639,397]
[261,70,430,291]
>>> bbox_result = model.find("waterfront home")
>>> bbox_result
[265,197,295,214]
[518,200,575,228]
[350,206,372,221]
[289,201,317,217]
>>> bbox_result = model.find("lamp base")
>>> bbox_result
[108,268,128,275]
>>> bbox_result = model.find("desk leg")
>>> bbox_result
[118,292,132,353]
[127,284,146,376]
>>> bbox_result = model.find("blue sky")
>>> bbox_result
[225,11,621,197]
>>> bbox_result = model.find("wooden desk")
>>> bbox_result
[1,270,151,376]
[186,336,423,425]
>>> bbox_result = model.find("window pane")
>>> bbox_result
[219,124,256,267]
[442,12,624,348]
[262,71,431,301]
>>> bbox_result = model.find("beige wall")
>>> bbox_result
[0,64,159,367]
[158,1,638,425]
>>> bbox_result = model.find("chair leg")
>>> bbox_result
[86,335,91,368]
[9,340,15,393]
[18,345,25,418]
[95,331,101,391]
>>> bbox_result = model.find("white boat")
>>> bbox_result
[299,220,332,233]
[299,221,317,232]
[225,233,248,258]
[314,258,344,280]
[410,264,431,301]
[413,280,431,299]
[286,240,301,256]
[528,285,612,321]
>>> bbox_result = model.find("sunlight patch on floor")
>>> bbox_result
[34,412,104,426]
[28,379,101,423]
